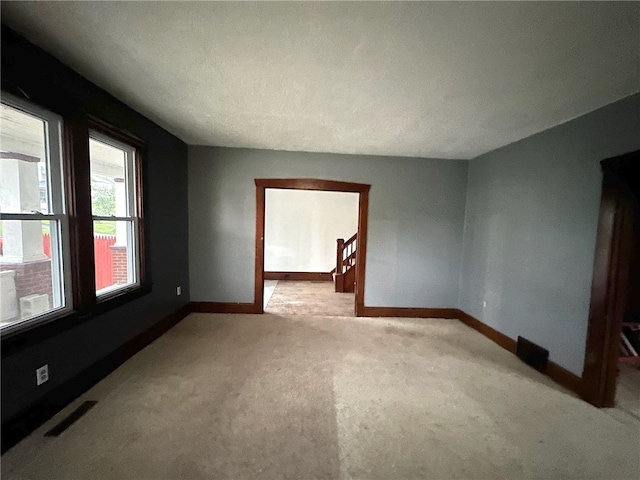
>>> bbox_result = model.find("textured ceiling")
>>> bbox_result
[2,2,639,159]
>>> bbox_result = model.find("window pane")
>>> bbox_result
[89,137,126,217]
[0,104,52,214]
[94,220,136,295]
[0,220,63,324]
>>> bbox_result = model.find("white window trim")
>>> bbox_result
[0,93,73,333]
[89,130,141,298]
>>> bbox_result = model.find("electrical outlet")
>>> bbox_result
[176,286,182,296]
[36,365,49,386]
[483,301,487,308]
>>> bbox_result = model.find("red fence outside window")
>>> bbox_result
[1,233,118,291]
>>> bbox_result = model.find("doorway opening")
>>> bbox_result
[263,188,358,316]
[254,179,370,317]
[582,150,640,414]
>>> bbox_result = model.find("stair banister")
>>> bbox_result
[336,238,345,274]
[334,233,357,293]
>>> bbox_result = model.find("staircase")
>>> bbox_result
[331,232,357,293]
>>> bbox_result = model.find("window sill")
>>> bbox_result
[1,282,152,358]
[97,283,141,302]
[92,282,150,316]
[0,306,73,339]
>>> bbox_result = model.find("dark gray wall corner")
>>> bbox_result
[458,93,640,375]
[1,29,191,423]
[188,147,469,308]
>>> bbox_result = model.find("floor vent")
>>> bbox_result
[44,401,97,437]
[516,336,549,373]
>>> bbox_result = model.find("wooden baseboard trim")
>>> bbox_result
[264,271,333,281]
[191,302,261,314]
[547,361,583,395]
[455,309,582,395]
[1,302,193,454]
[455,309,517,353]
[360,306,459,319]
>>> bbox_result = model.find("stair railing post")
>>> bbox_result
[335,238,345,293]
[336,238,345,274]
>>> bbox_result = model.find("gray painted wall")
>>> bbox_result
[188,148,468,308]
[459,93,640,375]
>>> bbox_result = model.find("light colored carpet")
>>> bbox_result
[265,280,354,316]
[2,314,638,480]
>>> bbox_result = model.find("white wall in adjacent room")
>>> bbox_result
[265,189,358,272]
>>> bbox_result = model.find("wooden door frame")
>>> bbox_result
[581,150,639,407]
[254,178,370,316]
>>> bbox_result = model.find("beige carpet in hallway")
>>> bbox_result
[265,280,355,316]
[2,314,638,480]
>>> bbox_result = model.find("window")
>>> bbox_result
[0,90,148,338]
[89,131,141,297]
[0,95,71,330]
